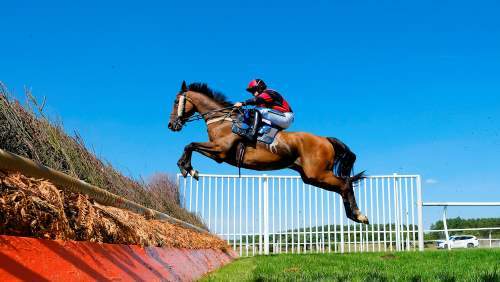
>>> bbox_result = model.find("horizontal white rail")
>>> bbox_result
[422,201,500,251]
[194,173,422,179]
[425,227,500,233]
[423,202,500,206]
[426,238,500,241]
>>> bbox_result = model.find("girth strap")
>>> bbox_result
[206,117,233,125]
[236,142,246,177]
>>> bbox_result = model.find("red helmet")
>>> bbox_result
[246,79,267,94]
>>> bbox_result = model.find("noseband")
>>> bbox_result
[177,92,187,118]
[173,91,191,128]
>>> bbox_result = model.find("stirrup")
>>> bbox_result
[258,125,272,135]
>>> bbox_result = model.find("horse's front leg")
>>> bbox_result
[178,141,227,180]
[177,151,190,178]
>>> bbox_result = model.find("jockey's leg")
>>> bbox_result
[259,108,294,129]
[248,110,261,140]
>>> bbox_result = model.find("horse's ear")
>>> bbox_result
[181,81,187,92]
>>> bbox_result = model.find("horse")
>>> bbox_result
[168,81,369,224]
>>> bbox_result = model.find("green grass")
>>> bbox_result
[202,249,500,281]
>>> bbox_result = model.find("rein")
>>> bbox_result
[182,106,238,123]
[176,91,241,126]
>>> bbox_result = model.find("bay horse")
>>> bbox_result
[168,81,369,224]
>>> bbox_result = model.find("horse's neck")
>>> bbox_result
[190,92,225,116]
[189,92,232,136]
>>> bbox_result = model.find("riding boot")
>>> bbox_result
[249,110,261,141]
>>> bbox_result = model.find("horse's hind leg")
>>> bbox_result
[297,168,369,224]
[342,181,369,224]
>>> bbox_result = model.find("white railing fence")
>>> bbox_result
[425,227,500,248]
[177,173,423,256]
[421,202,500,250]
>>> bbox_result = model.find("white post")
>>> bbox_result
[340,195,345,254]
[208,177,211,231]
[176,174,181,208]
[489,231,492,248]
[263,175,270,255]
[416,175,424,251]
[393,173,400,251]
[258,177,262,254]
[443,206,451,250]
[189,177,193,211]
[215,177,218,236]
[239,178,242,256]
[183,178,187,209]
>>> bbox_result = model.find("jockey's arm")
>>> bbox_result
[242,93,272,106]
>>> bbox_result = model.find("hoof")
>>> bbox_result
[190,169,199,180]
[356,214,370,225]
[347,212,370,225]
[179,168,188,178]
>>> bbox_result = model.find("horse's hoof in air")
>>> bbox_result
[190,169,199,181]
[180,168,188,178]
[356,214,370,225]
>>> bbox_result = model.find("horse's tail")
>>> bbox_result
[347,171,367,188]
[327,137,358,179]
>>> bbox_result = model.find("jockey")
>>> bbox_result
[234,79,294,135]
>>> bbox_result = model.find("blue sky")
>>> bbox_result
[1,1,499,225]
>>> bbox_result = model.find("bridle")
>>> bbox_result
[170,91,189,130]
[176,91,188,118]
[173,91,241,128]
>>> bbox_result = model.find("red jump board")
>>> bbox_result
[0,235,237,281]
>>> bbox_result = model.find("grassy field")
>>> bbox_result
[202,249,499,281]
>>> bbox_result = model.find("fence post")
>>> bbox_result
[263,174,270,255]
[393,173,400,251]
[416,175,424,251]
[176,174,180,207]
[443,206,451,250]
[258,177,262,254]
[340,195,345,254]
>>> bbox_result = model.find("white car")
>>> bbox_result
[436,235,480,249]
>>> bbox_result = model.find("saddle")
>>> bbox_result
[232,109,282,176]
[231,109,281,145]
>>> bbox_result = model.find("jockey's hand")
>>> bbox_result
[234,102,243,108]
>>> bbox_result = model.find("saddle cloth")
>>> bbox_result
[231,110,281,145]
[257,119,280,144]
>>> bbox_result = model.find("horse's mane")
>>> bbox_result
[188,82,233,107]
